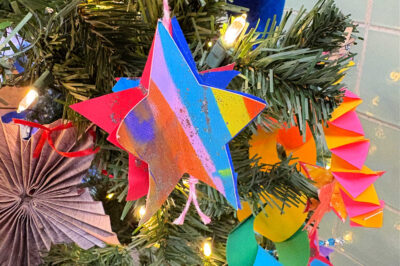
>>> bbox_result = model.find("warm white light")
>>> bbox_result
[223,14,247,47]
[203,241,212,257]
[106,193,115,200]
[207,41,213,47]
[343,231,353,243]
[17,89,39,113]
[138,206,146,219]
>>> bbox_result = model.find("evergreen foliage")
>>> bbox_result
[0,0,358,264]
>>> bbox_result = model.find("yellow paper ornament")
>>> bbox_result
[237,195,307,243]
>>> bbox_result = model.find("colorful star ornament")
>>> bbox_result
[71,17,266,224]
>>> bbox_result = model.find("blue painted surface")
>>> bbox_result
[112,78,141,92]
[1,110,28,123]
[171,17,240,89]
[254,246,282,265]
[310,259,329,266]
[232,0,286,30]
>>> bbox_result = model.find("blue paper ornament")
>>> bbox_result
[232,0,286,31]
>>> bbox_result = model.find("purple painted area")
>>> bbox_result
[124,110,155,143]
[319,246,334,257]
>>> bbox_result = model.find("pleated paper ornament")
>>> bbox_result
[0,120,119,266]
[298,89,385,229]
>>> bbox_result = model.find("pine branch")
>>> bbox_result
[218,0,359,136]
[41,243,136,266]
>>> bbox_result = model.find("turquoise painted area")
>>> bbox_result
[112,78,140,92]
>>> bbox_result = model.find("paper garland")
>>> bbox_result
[227,216,282,266]
[250,122,317,170]
[274,229,310,266]
[71,17,266,224]
[237,197,307,243]
[0,120,118,266]
[227,213,314,266]
[228,213,335,266]
[234,194,311,265]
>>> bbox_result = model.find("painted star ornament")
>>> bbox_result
[71,17,266,223]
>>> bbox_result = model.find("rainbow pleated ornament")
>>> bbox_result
[321,89,385,227]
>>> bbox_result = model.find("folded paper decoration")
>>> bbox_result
[235,199,311,265]
[237,197,307,243]
[324,89,385,227]
[249,123,317,173]
[274,228,310,266]
[71,17,266,224]
[0,120,118,266]
[226,216,282,266]
[300,89,385,228]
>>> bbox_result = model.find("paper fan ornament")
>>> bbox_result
[0,120,119,266]
[71,17,266,224]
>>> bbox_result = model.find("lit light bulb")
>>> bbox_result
[207,41,213,47]
[138,206,146,218]
[17,89,39,113]
[203,241,212,257]
[222,14,247,47]
[325,158,332,170]
[343,231,353,243]
[106,193,115,200]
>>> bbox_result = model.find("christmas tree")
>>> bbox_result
[0,0,385,265]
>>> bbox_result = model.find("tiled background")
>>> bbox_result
[284,0,400,265]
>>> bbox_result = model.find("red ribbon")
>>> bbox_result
[13,119,100,158]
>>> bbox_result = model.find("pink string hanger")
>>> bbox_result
[162,0,171,30]
[173,176,211,225]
